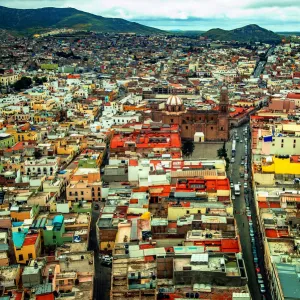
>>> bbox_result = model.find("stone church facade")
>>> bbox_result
[145,86,230,141]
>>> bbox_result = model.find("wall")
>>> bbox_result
[14,234,41,264]
[168,206,206,221]
[0,136,15,149]
[253,173,275,185]
[262,157,300,175]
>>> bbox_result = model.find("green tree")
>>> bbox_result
[33,76,47,85]
[217,142,230,170]
[13,76,32,91]
[182,140,195,157]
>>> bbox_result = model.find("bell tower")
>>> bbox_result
[220,85,229,114]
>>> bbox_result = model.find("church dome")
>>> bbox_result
[166,95,183,106]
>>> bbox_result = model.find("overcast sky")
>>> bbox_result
[1,0,300,31]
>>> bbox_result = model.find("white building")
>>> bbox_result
[24,157,59,176]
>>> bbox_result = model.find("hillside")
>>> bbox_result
[202,24,281,43]
[0,6,163,35]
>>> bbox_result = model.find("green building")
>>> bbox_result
[40,64,58,71]
[42,215,72,246]
[0,134,15,149]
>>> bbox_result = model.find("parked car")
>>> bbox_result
[230,182,234,188]
[257,273,264,284]
[232,195,236,200]
[247,211,252,220]
[260,284,266,293]
[249,228,254,237]
[94,203,99,210]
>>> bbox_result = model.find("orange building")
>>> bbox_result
[110,123,182,158]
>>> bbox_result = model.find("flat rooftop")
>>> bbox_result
[275,263,300,299]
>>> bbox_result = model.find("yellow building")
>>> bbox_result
[8,130,38,142]
[57,144,76,156]
[0,74,19,86]
[168,203,232,221]
[32,99,56,111]
[262,156,300,175]
[29,91,46,101]
[13,231,41,264]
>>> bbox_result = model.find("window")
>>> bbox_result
[293,144,296,148]
[170,119,173,123]
[211,127,213,130]
[281,144,284,148]
[281,139,284,143]
[186,126,188,130]
[220,127,224,131]
[28,253,33,259]
[98,192,101,196]
[186,210,190,214]
[69,192,72,196]
[19,254,24,261]
[81,191,84,195]
[53,235,56,240]
[186,117,190,120]
[294,139,296,143]
[198,210,201,214]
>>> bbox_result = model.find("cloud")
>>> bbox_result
[246,0,300,9]
[1,0,300,31]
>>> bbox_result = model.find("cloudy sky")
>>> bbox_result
[1,0,300,31]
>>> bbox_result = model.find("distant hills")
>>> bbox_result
[0,6,163,35]
[0,6,284,43]
[202,24,281,43]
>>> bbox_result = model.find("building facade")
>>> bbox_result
[146,87,229,141]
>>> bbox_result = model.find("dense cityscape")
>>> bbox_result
[0,3,299,300]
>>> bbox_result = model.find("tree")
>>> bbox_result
[217,142,230,170]
[182,140,195,157]
[33,76,47,85]
[13,76,32,91]
[34,148,42,159]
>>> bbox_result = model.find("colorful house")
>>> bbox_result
[13,230,41,264]
[42,215,72,246]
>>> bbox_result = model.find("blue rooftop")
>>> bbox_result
[276,263,300,299]
[12,222,23,227]
[12,228,28,248]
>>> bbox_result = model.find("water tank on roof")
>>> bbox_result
[53,215,64,225]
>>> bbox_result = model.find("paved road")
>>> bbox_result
[229,125,269,300]
[253,47,275,78]
[89,205,111,300]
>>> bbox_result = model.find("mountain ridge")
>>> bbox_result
[202,24,281,43]
[0,5,164,35]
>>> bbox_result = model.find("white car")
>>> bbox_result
[244,182,248,188]
[260,284,266,293]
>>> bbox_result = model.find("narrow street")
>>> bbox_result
[88,205,111,300]
[229,124,270,300]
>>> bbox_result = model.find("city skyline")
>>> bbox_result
[1,0,300,31]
